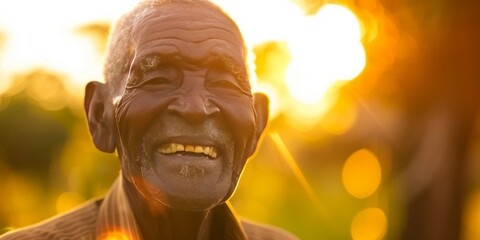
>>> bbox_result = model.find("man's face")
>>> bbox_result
[113,4,259,210]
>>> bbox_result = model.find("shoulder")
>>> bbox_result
[241,219,299,240]
[0,199,102,240]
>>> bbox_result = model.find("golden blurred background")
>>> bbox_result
[0,0,479,239]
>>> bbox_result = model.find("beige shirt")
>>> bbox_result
[0,177,298,240]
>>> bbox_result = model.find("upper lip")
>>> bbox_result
[154,135,219,147]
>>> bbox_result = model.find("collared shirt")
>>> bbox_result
[0,176,298,240]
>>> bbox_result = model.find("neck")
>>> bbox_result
[123,176,213,240]
[168,208,213,240]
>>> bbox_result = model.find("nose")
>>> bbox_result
[167,91,220,123]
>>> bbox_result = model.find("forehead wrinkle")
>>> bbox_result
[133,15,242,47]
[138,4,237,27]
[138,27,242,45]
[132,5,243,44]
[139,12,238,31]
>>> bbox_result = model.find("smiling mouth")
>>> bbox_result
[157,143,218,159]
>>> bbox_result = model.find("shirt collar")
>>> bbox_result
[96,176,248,239]
[96,176,141,240]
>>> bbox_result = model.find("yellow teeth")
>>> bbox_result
[158,143,218,159]
[194,146,203,153]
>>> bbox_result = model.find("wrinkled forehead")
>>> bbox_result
[130,3,246,65]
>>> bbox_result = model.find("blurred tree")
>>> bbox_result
[373,0,480,239]
[0,70,78,232]
[0,70,75,178]
[0,69,120,233]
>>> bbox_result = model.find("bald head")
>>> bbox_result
[103,0,247,97]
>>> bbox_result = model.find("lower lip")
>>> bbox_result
[159,152,214,161]
[152,151,220,173]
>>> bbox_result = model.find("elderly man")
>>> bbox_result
[0,0,297,239]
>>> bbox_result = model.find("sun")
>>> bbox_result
[285,4,366,105]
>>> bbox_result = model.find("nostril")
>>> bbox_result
[166,99,185,113]
[204,99,220,115]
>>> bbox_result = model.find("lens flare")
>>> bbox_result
[101,230,131,240]
[270,132,327,217]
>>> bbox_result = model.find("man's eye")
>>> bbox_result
[138,65,181,89]
[212,79,241,90]
[206,69,243,93]
[143,77,171,86]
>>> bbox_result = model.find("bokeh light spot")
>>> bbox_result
[351,207,387,240]
[342,149,381,199]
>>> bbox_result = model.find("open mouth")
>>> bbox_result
[157,143,218,159]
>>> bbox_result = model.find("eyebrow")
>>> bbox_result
[204,54,249,83]
[125,54,179,89]
[128,53,251,92]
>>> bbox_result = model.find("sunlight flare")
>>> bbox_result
[270,132,326,217]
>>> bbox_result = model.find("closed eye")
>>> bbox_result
[138,65,181,89]
[211,79,241,90]
[142,77,171,86]
[206,67,246,94]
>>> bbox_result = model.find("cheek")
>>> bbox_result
[116,90,173,148]
[212,96,256,150]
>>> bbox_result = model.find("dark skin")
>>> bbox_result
[84,3,269,239]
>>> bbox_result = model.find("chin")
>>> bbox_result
[135,158,235,211]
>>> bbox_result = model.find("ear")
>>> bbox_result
[84,81,116,153]
[253,92,269,145]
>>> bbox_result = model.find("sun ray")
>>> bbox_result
[269,132,327,218]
